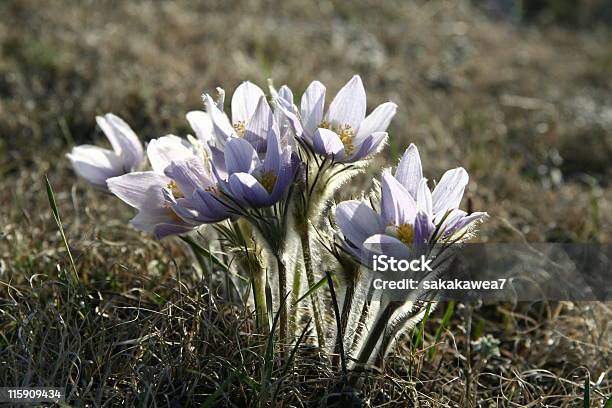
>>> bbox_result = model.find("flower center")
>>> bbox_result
[337,124,355,155]
[260,171,277,193]
[167,180,183,198]
[318,121,355,155]
[396,223,415,246]
[233,120,247,137]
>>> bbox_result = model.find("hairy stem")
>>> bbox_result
[289,257,302,338]
[356,302,400,366]
[350,283,376,352]
[335,280,355,358]
[298,222,326,348]
[275,254,288,344]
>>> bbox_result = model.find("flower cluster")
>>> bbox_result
[336,143,487,264]
[67,75,487,370]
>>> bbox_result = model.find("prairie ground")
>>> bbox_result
[0,0,610,406]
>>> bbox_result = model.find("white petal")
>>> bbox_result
[432,167,469,214]
[300,80,326,135]
[67,145,124,187]
[204,94,235,145]
[395,144,422,198]
[107,171,170,210]
[186,111,214,144]
[231,81,265,123]
[355,102,397,143]
[335,200,385,246]
[416,178,433,215]
[97,113,144,169]
[327,75,366,129]
[147,135,196,174]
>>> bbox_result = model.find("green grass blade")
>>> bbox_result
[413,303,432,351]
[429,301,455,359]
[45,175,78,282]
[179,235,230,273]
[603,396,612,408]
[294,274,327,305]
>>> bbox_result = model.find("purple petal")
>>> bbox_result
[192,188,235,222]
[67,145,124,188]
[355,102,397,143]
[432,167,468,214]
[107,171,169,210]
[267,153,297,203]
[395,144,422,198]
[186,110,214,144]
[381,171,417,226]
[414,211,435,247]
[209,145,228,180]
[231,81,265,123]
[443,211,488,237]
[147,135,196,174]
[313,128,344,157]
[300,80,326,136]
[327,75,366,129]
[224,138,261,175]
[346,131,387,162]
[153,223,194,239]
[164,157,214,197]
[335,200,385,247]
[228,172,270,206]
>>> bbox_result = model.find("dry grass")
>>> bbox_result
[0,0,611,406]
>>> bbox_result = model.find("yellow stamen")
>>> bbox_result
[338,123,355,155]
[319,121,355,155]
[167,180,183,198]
[204,185,218,194]
[233,120,246,137]
[396,223,415,246]
[260,171,277,193]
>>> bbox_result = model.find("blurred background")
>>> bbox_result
[0,0,610,404]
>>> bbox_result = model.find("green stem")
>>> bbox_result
[298,222,326,348]
[252,268,269,334]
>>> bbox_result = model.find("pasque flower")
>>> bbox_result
[107,135,232,239]
[203,81,272,153]
[335,144,486,263]
[277,75,397,163]
[214,103,298,209]
[67,113,144,189]
[394,144,487,239]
